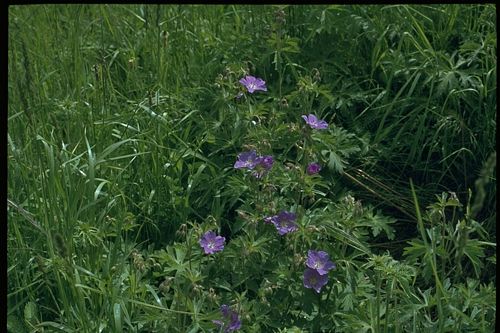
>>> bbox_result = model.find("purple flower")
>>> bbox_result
[259,155,274,170]
[269,211,298,235]
[212,304,241,332]
[239,75,267,93]
[306,162,321,175]
[234,150,260,169]
[199,231,225,255]
[305,250,336,275]
[251,155,274,178]
[302,114,328,130]
[235,151,274,178]
[303,268,329,293]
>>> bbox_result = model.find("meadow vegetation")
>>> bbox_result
[8,4,496,332]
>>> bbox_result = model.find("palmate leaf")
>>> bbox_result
[340,287,355,311]
[325,149,345,173]
[403,239,427,260]
[153,244,189,274]
[313,127,361,173]
[358,209,396,240]
[316,125,362,173]
[462,239,487,278]
[23,301,38,328]
[437,70,458,97]
[403,239,434,282]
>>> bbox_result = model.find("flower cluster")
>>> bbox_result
[212,304,241,332]
[264,210,298,235]
[199,231,226,255]
[198,76,335,331]
[234,150,274,178]
[303,250,336,293]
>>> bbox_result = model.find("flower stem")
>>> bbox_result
[313,291,322,332]
[324,280,334,305]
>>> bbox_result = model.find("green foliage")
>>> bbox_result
[8,4,495,332]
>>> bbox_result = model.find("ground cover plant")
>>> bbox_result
[8,4,496,332]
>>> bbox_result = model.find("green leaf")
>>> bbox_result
[113,302,122,332]
[146,284,163,306]
[7,315,27,333]
[23,301,38,328]
[187,323,201,333]
[462,240,486,278]
[403,239,427,261]
[360,209,396,240]
[326,150,345,173]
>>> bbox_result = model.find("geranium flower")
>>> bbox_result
[269,210,298,235]
[305,250,336,275]
[235,151,274,178]
[239,75,267,93]
[212,304,242,332]
[199,231,225,254]
[252,155,274,178]
[303,268,329,293]
[234,150,260,169]
[259,155,274,170]
[302,114,328,129]
[306,162,321,175]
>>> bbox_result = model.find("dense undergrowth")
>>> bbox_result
[8,4,496,332]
